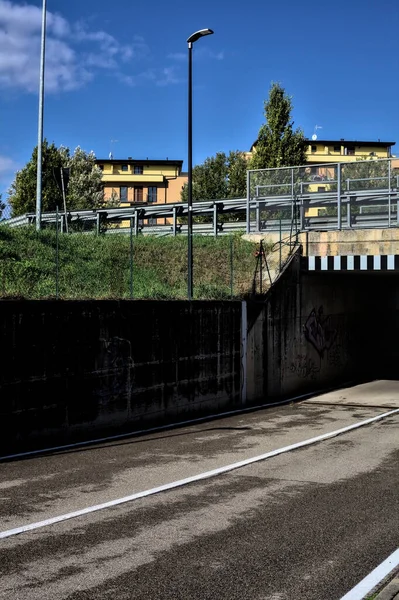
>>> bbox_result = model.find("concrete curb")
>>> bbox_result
[373,577,399,600]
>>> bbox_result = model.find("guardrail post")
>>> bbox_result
[213,203,218,237]
[337,163,342,230]
[96,212,100,236]
[134,210,139,237]
[173,206,177,236]
[256,203,260,231]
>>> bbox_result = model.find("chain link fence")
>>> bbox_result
[248,158,399,232]
[1,202,12,222]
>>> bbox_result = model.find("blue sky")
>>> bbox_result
[0,0,398,198]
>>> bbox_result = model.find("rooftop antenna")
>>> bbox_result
[312,125,322,141]
[109,139,118,159]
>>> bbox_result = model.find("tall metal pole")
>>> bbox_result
[186,29,213,300]
[187,41,193,300]
[36,0,47,231]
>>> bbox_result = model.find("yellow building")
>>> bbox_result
[305,138,394,164]
[304,139,395,202]
[248,138,396,218]
[249,138,395,163]
[96,157,187,224]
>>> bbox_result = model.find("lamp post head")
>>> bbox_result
[187,28,214,45]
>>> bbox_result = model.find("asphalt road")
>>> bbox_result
[0,380,398,600]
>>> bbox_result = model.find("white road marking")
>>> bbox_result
[340,547,399,600]
[0,407,398,541]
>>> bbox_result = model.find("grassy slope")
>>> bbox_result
[0,226,261,300]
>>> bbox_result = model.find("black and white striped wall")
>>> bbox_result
[302,255,399,271]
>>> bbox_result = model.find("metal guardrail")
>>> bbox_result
[247,157,399,233]
[2,158,399,236]
[3,188,399,236]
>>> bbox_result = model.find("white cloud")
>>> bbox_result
[117,65,183,88]
[0,156,18,205]
[168,47,224,61]
[0,155,18,176]
[0,1,152,93]
[167,52,186,61]
[156,67,182,86]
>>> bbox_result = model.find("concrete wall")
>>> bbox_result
[300,229,399,257]
[246,252,390,402]
[2,258,398,455]
[0,301,242,454]
[246,229,399,257]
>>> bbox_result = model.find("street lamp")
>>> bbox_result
[36,0,47,231]
[187,28,214,300]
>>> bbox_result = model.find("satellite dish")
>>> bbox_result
[312,134,318,141]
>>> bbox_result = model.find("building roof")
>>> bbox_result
[306,140,396,147]
[250,139,396,151]
[95,158,183,167]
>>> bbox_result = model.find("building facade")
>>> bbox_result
[96,157,187,223]
[303,140,396,197]
[248,138,396,218]
[249,138,395,165]
[305,139,395,164]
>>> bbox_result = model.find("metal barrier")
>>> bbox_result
[247,157,399,233]
[2,158,399,236]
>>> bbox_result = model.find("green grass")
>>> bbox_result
[0,226,263,300]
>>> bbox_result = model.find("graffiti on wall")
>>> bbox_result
[99,337,133,370]
[290,354,320,380]
[303,307,337,358]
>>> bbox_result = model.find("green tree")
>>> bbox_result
[66,146,104,210]
[181,152,229,203]
[250,82,307,170]
[7,142,108,217]
[180,150,247,223]
[8,140,66,216]
[227,150,248,198]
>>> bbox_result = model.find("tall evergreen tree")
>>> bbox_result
[250,82,307,170]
